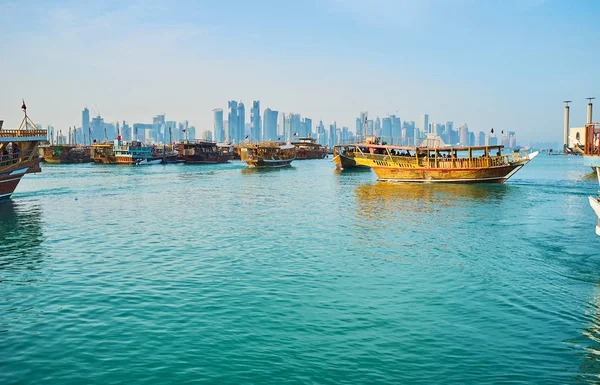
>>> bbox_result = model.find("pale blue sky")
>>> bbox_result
[1,0,599,143]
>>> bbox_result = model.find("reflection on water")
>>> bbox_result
[0,200,45,270]
[355,182,510,216]
[240,166,297,175]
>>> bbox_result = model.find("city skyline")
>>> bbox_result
[54,103,519,150]
[1,1,599,143]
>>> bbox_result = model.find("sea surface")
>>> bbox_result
[1,154,599,384]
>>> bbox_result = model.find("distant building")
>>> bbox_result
[485,134,498,146]
[382,117,392,140]
[304,117,312,137]
[374,117,381,136]
[317,120,327,146]
[459,123,469,146]
[391,115,401,143]
[250,101,261,141]
[153,114,165,143]
[203,130,213,141]
[91,115,104,142]
[420,114,429,134]
[187,126,196,140]
[366,120,374,136]
[262,108,278,141]
[228,101,238,143]
[236,102,245,143]
[82,108,90,139]
[213,108,224,142]
[165,121,177,143]
[477,131,485,146]
[329,122,337,148]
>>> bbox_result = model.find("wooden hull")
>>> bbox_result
[371,164,524,183]
[245,158,294,168]
[0,158,41,199]
[43,157,91,164]
[181,154,233,164]
[42,146,91,164]
[333,153,369,170]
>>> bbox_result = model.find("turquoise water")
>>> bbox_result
[1,155,599,384]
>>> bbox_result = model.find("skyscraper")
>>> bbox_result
[90,115,104,142]
[329,122,337,148]
[317,120,327,146]
[391,115,401,143]
[82,108,90,140]
[374,117,381,136]
[250,101,261,141]
[382,117,392,139]
[213,108,224,142]
[237,102,245,143]
[477,131,485,146]
[153,114,165,143]
[459,123,469,145]
[263,108,278,141]
[420,114,429,134]
[303,118,312,137]
[227,101,238,142]
[359,111,368,137]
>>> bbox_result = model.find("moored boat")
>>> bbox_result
[0,102,46,200]
[41,144,91,163]
[91,139,153,165]
[333,144,371,170]
[239,142,296,168]
[178,140,234,164]
[352,135,538,183]
[291,137,327,159]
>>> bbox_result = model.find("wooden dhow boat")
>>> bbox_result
[0,102,46,199]
[291,137,327,159]
[178,140,234,164]
[352,135,538,183]
[91,138,153,165]
[333,144,372,170]
[239,141,296,168]
[41,144,91,163]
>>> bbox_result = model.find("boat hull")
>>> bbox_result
[333,153,369,170]
[0,158,41,199]
[245,158,294,168]
[372,164,524,183]
[0,174,23,200]
[181,154,232,164]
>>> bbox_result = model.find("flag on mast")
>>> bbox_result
[21,100,26,111]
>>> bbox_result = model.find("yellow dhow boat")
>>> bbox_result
[352,135,538,183]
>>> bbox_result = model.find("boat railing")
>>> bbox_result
[0,149,38,167]
[0,129,47,139]
[355,152,510,169]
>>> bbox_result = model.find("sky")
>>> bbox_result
[1,0,599,143]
